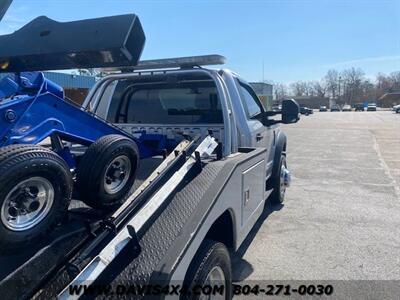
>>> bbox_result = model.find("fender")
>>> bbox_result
[271,130,287,179]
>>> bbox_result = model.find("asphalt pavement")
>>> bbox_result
[232,111,400,286]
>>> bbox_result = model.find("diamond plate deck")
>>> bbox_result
[98,161,226,298]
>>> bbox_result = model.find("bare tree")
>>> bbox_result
[310,80,327,97]
[361,79,375,100]
[290,81,308,96]
[389,71,400,91]
[274,68,399,107]
[376,73,390,89]
[324,69,339,99]
[304,81,314,96]
[341,67,365,105]
[274,83,288,101]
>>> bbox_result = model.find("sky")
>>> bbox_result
[1,0,399,84]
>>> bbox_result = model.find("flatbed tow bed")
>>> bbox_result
[0,138,199,298]
[0,4,300,298]
[0,136,270,300]
[0,140,271,300]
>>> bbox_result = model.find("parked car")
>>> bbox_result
[367,103,377,111]
[392,104,400,113]
[300,106,313,115]
[342,104,352,111]
[355,103,365,111]
[319,106,327,112]
[330,105,341,112]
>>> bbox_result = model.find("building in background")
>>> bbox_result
[0,72,96,105]
[378,92,400,108]
[43,72,95,105]
[250,82,273,111]
[286,96,330,109]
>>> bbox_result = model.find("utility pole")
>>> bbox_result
[338,76,341,103]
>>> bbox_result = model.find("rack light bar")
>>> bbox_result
[133,54,226,71]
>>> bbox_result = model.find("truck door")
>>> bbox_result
[237,81,271,149]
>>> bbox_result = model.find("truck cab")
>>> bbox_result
[56,56,299,299]
[91,56,298,203]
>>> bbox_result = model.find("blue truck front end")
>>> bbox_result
[0,10,177,250]
[0,72,175,162]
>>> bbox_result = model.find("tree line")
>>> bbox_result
[274,68,400,105]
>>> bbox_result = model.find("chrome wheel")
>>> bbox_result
[199,266,226,300]
[1,177,54,231]
[279,158,291,202]
[104,155,131,194]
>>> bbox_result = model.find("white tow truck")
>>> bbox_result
[0,7,300,299]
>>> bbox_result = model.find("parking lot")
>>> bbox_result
[233,111,400,282]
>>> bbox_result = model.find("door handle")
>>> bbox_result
[256,134,263,142]
[244,189,250,206]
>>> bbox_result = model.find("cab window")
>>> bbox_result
[238,82,263,118]
[106,81,223,124]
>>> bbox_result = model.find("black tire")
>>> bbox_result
[76,134,139,209]
[270,154,287,205]
[182,240,232,300]
[0,144,72,250]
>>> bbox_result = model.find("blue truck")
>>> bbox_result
[0,12,181,250]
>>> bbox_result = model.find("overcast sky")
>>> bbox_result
[1,0,399,83]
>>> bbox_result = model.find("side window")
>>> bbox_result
[239,82,262,118]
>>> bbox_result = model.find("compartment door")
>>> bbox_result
[241,159,266,226]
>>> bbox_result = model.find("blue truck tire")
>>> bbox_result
[0,144,72,251]
[76,134,139,209]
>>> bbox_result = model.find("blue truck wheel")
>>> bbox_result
[0,145,72,251]
[76,134,139,209]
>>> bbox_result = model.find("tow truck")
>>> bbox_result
[0,3,300,299]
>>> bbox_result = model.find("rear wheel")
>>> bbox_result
[183,240,232,300]
[76,134,139,209]
[0,145,72,250]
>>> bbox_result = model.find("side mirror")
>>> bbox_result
[251,98,300,125]
[281,99,300,124]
